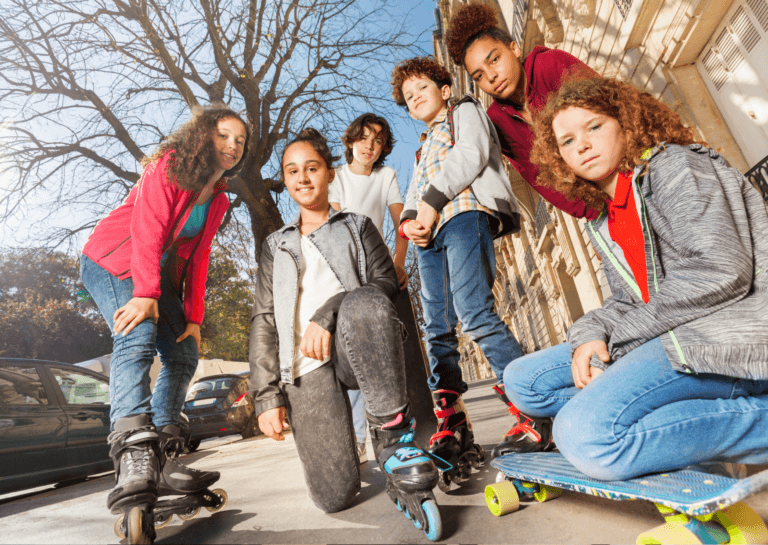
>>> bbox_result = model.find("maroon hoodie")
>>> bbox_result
[487,46,599,220]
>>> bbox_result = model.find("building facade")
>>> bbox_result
[433,0,768,380]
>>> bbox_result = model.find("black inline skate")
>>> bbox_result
[490,384,554,459]
[369,410,444,542]
[428,389,486,491]
[110,419,228,543]
[107,414,161,544]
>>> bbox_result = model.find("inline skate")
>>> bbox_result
[369,411,444,541]
[490,384,554,459]
[428,389,486,491]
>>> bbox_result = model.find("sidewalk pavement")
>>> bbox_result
[2,377,768,544]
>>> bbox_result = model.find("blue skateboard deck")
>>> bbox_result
[491,452,768,516]
[488,452,768,543]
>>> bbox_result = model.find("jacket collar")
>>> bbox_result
[275,205,342,235]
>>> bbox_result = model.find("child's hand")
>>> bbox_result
[403,220,432,247]
[395,263,409,289]
[258,407,289,441]
[301,322,332,360]
[415,203,438,232]
[571,340,610,389]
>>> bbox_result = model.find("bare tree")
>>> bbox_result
[0,0,422,258]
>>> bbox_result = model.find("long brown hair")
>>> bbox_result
[143,104,250,191]
[532,78,699,211]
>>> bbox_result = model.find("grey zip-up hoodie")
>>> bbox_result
[401,95,521,238]
[568,143,768,380]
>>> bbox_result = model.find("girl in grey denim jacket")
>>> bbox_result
[247,129,443,536]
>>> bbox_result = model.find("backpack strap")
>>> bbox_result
[414,95,475,164]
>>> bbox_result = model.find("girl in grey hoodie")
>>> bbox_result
[504,78,768,487]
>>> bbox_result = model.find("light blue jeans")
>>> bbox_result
[416,211,524,394]
[347,389,366,443]
[504,338,768,480]
[80,255,198,428]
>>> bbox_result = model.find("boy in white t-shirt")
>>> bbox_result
[329,114,408,463]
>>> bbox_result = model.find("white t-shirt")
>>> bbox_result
[329,164,402,240]
[293,235,345,379]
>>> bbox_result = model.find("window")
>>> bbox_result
[613,0,632,20]
[50,367,109,405]
[0,366,48,405]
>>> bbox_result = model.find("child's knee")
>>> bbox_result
[307,479,360,513]
[553,402,633,481]
[503,359,536,413]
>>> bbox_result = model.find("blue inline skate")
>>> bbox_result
[369,410,444,541]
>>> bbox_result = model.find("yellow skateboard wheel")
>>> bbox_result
[711,502,768,544]
[534,484,562,503]
[636,522,703,544]
[485,482,520,517]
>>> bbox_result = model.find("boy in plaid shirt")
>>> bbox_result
[392,56,553,485]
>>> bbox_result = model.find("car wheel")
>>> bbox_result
[186,439,201,452]
[241,414,259,439]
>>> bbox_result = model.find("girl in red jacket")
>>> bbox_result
[80,104,249,515]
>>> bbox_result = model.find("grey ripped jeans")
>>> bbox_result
[283,285,408,513]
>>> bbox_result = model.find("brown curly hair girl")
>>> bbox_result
[143,104,250,191]
[390,57,452,107]
[532,78,699,211]
[445,2,512,67]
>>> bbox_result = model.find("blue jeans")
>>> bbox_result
[347,389,366,443]
[416,211,523,394]
[80,255,199,428]
[504,339,768,480]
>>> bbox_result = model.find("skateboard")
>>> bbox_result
[486,452,768,544]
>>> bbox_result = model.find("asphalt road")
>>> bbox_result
[2,377,768,544]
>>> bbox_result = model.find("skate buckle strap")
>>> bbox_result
[434,407,456,419]
[506,419,542,442]
[429,430,456,446]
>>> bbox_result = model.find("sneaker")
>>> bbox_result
[356,441,368,464]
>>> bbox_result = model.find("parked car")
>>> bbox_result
[183,371,258,451]
[0,358,112,495]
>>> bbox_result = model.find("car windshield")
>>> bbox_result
[187,378,233,399]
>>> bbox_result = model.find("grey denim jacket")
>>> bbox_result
[249,207,399,417]
[568,144,768,380]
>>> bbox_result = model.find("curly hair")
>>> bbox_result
[341,113,395,169]
[445,2,513,67]
[143,104,250,192]
[390,56,452,107]
[531,78,699,212]
[281,128,340,178]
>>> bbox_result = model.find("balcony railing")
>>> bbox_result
[534,198,553,237]
[746,154,768,201]
[524,247,536,276]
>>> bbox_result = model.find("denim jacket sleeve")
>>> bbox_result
[310,217,399,333]
[248,239,285,417]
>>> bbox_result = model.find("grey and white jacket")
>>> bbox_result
[401,95,521,238]
[568,143,768,380]
[248,207,399,417]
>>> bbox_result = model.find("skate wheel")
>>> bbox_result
[178,507,201,521]
[413,515,422,529]
[154,513,172,529]
[395,499,403,512]
[636,522,703,544]
[534,484,562,503]
[437,472,451,493]
[485,482,520,517]
[114,514,126,539]
[422,499,443,541]
[711,502,768,544]
[126,506,151,545]
[470,457,483,469]
[404,506,411,520]
[205,488,228,512]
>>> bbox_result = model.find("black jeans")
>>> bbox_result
[283,286,407,513]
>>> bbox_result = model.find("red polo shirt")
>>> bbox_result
[607,171,649,303]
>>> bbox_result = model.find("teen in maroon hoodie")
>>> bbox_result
[446,2,599,221]
[80,105,249,515]
[444,2,598,458]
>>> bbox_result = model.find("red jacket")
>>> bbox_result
[82,151,229,325]
[487,46,600,220]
